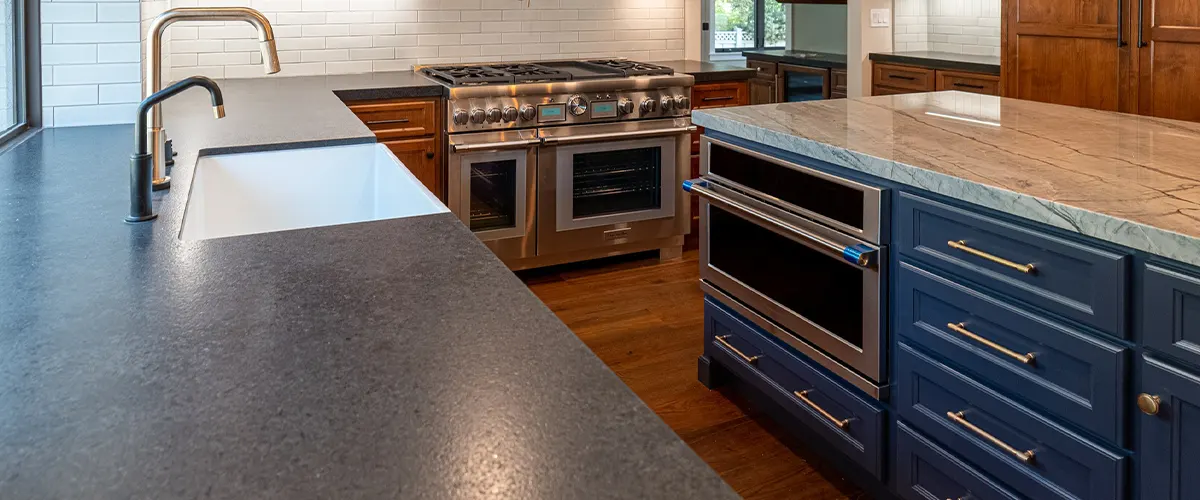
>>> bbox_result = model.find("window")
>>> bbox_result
[0,0,31,143]
[711,0,786,53]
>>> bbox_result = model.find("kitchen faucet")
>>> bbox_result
[127,77,225,223]
[144,7,280,191]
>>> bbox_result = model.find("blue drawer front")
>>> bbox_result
[895,420,1020,500]
[1143,264,1200,369]
[896,192,1129,337]
[897,262,1128,444]
[704,297,885,478]
[895,343,1127,500]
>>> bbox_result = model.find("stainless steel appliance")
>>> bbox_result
[685,136,888,398]
[425,60,695,270]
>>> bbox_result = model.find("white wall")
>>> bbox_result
[158,0,688,81]
[893,0,1000,56]
[848,0,891,98]
[41,0,143,127]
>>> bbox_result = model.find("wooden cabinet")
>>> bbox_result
[346,97,445,201]
[831,69,848,99]
[1138,355,1200,500]
[747,59,779,104]
[383,137,442,199]
[872,63,999,97]
[1004,0,1200,120]
[688,80,750,245]
[1136,0,1200,121]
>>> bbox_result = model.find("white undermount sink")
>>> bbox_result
[180,143,448,241]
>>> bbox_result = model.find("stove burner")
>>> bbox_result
[586,59,675,77]
[423,66,513,85]
[489,64,573,83]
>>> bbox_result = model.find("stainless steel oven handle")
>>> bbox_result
[540,126,696,146]
[450,138,541,152]
[684,179,878,269]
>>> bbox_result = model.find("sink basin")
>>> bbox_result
[180,143,448,241]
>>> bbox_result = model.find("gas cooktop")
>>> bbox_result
[421,59,676,87]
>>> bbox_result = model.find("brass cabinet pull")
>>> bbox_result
[714,335,760,365]
[1137,393,1161,415]
[946,240,1036,274]
[946,322,1036,365]
[794,390,851,429]
[946,411,1035,464]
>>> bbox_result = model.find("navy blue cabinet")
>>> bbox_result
[1143,264,1200,368]
[1138,355,1200,500]
[895,421,1020,500]
[897,262,1129,443]
[897,192,1129,337]
[703,298,886,479]
[895,343,1128,500]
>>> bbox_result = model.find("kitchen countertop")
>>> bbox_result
[869,51,1001,75]
[692,91,1200,266]
[657,60,758,83]
[741,50,847,69]
[0,72,738,499]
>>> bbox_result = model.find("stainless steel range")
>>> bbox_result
[417,59,696,270]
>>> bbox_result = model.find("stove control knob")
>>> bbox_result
[453,109,469,125]
[618,99,635,115]
[660,96,675,111]
[640,98,658,114]
[502,106,519,122]
[519,105,536,121]
[675,95,691,110]
[469,108,486,124]
[568,96,589,116]
[486,108,502,123]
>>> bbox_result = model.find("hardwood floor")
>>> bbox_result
[520,250,866,500]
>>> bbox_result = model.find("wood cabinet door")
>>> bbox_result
[385,137,443,201]
[1139,355,1200,500]
[1137,0,1200,121]
[1003,0,1136,112]
[749,76,777,105]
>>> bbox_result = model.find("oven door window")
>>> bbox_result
[555,136,677,231]
[708,205,865,349]
[461,150,528,240]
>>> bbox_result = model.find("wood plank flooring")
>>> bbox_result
[520,250,866,500]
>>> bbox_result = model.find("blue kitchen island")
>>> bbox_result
[689,91,1200,500]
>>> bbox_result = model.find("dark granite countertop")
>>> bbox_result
[656,60,757,83]
[0,71,737,499]
[869,51,1001,75]
[741,50,847,69]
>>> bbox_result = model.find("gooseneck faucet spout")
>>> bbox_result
[144,7,279,191]
[127,77,224,223]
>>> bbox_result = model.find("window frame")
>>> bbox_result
[0,0,39,146]
[710,0,787,54]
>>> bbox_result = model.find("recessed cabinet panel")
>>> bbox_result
[1139,355,1200,500]
[1143,264,1200,368]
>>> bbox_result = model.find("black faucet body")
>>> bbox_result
[127,76,224,223]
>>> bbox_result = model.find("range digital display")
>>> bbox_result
[592,101,617,118]
[538,104,566,122]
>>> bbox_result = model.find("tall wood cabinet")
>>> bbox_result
[1003,0,1200,120]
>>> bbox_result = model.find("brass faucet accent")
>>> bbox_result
[144,7,281,190]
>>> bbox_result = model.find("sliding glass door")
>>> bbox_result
[712,0,786,53]
[0,0,29,143]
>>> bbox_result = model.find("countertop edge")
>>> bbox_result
[692,109,1200,267]
[868,52,1001,76]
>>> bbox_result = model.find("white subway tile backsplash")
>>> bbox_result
[892,0,1000,56]
[43,44,98,65]
[43,3,98,23]
[53,102,138,127]
[54,62,141,84]
[53,22,139,43]
[43,85,99,106]
[98,82,142,103]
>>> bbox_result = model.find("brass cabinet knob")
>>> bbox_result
[1138,393,1161,415]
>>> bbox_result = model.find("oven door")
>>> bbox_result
[537,118,693,255]
[448,129,540,261]
[687,178,886,391]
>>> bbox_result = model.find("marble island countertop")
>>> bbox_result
[692,91,1200,266]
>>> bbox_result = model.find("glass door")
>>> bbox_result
[553,136,677,231]
[780,64,830,102]
[457,149,529,241]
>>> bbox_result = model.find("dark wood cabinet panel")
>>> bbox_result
[935,70,1001,96]
[1137,0,1200,121]
[346,99,439,140]
[1003,0,1136,113]
[693,81,750,109]
[749,76,778,104]
[873,63,936,92]
[384,137,443,200]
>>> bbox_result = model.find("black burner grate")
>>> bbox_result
[423,60,674,86]
[585,60,675,77]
